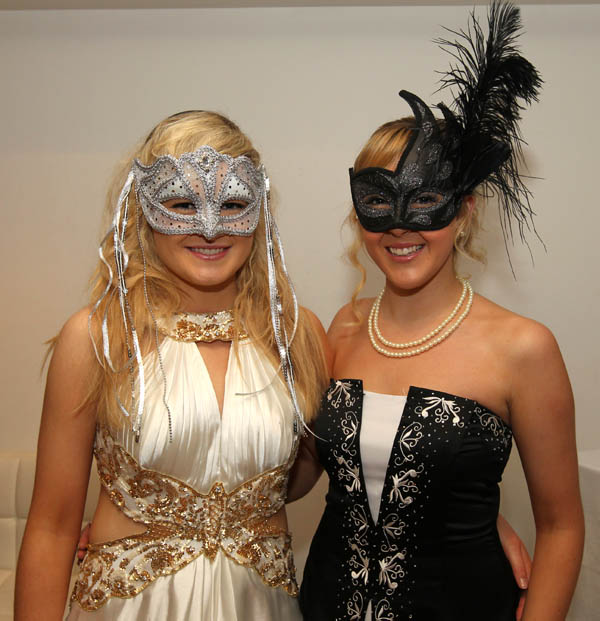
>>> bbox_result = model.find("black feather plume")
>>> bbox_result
[434,1,543,245]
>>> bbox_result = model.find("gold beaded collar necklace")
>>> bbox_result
[368,279,473,358]
[159,310,248,343]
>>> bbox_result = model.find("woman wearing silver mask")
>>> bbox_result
[15,110,329,620]
[297,4,583,620]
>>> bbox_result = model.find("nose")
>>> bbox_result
[199,230,220,242]
[188,232,221,243]
[386,227,409,237]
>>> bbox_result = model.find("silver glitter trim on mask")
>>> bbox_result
[132,146,264,240]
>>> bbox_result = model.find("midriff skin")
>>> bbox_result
[88,489,146,543]
[88,487,289,545]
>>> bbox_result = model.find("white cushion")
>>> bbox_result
[0,451,102,618]
[0,569,14,621]
[0,455,22,569]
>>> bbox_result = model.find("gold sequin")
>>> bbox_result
[158,310,248,343]
[71,428,298,611]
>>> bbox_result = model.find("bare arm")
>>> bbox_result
[15,309,98,620]
[497,514,532,620]
[497,514,531,590]
[287,433,323,503]
[286,307,331,503]
[508,322,584,621]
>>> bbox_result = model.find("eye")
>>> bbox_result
[171,201,194,210]
[362,194,391,210]
[410,192,443,209]
[221,200,248,212]
[162,199,195,213]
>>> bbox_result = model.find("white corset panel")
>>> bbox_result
[360,391,407,524]
[361,391,407,621]
[67,337,301,621]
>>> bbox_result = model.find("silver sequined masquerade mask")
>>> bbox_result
[132,146,264,239]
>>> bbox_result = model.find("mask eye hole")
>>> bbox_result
[362,194,391,210]
[161,199,195,214]
[220,200,249,216]
[410,192,444,209]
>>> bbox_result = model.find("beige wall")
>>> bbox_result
[1,4,598,574]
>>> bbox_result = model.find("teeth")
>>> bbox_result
[388,244,423,256]
[189,247,225,255]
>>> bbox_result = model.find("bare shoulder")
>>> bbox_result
[41,307,99,430]
[60,306,92,337]
[51,306,97,370]
[327,298,373,346]
[473,294,561,364]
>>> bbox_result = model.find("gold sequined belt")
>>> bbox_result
[70,429,298,611]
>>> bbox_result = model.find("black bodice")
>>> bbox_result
[300,380,518,621]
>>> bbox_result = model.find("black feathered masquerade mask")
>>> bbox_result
[350,2,542,237]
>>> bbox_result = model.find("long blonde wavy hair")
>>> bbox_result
[85,111,327,429]
[346,117,485,319]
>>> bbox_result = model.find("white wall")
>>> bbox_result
[1,3,598,575]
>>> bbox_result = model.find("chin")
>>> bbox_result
[189,273,237,290]
[384,265,444,292]
[387,276,427,293]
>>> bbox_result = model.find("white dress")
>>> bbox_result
[67,336,302,620]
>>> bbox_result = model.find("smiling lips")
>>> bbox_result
[387,243,424,259]
[186,245,230,260]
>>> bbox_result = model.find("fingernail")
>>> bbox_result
[519,578,528,589]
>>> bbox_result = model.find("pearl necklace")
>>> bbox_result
[368,279,474,358]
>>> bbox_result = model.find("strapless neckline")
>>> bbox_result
[332,378,511,430]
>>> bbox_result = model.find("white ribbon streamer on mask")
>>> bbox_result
[88,170,146,439]
[260,173,306,434]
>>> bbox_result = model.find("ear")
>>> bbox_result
[461,194,475,215]
[453,195,475,245]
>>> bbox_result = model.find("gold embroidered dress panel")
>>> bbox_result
[72,428,297,611]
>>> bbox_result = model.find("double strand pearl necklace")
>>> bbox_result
[368,279,474,358]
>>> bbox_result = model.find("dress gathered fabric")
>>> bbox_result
[67,336,302,621]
